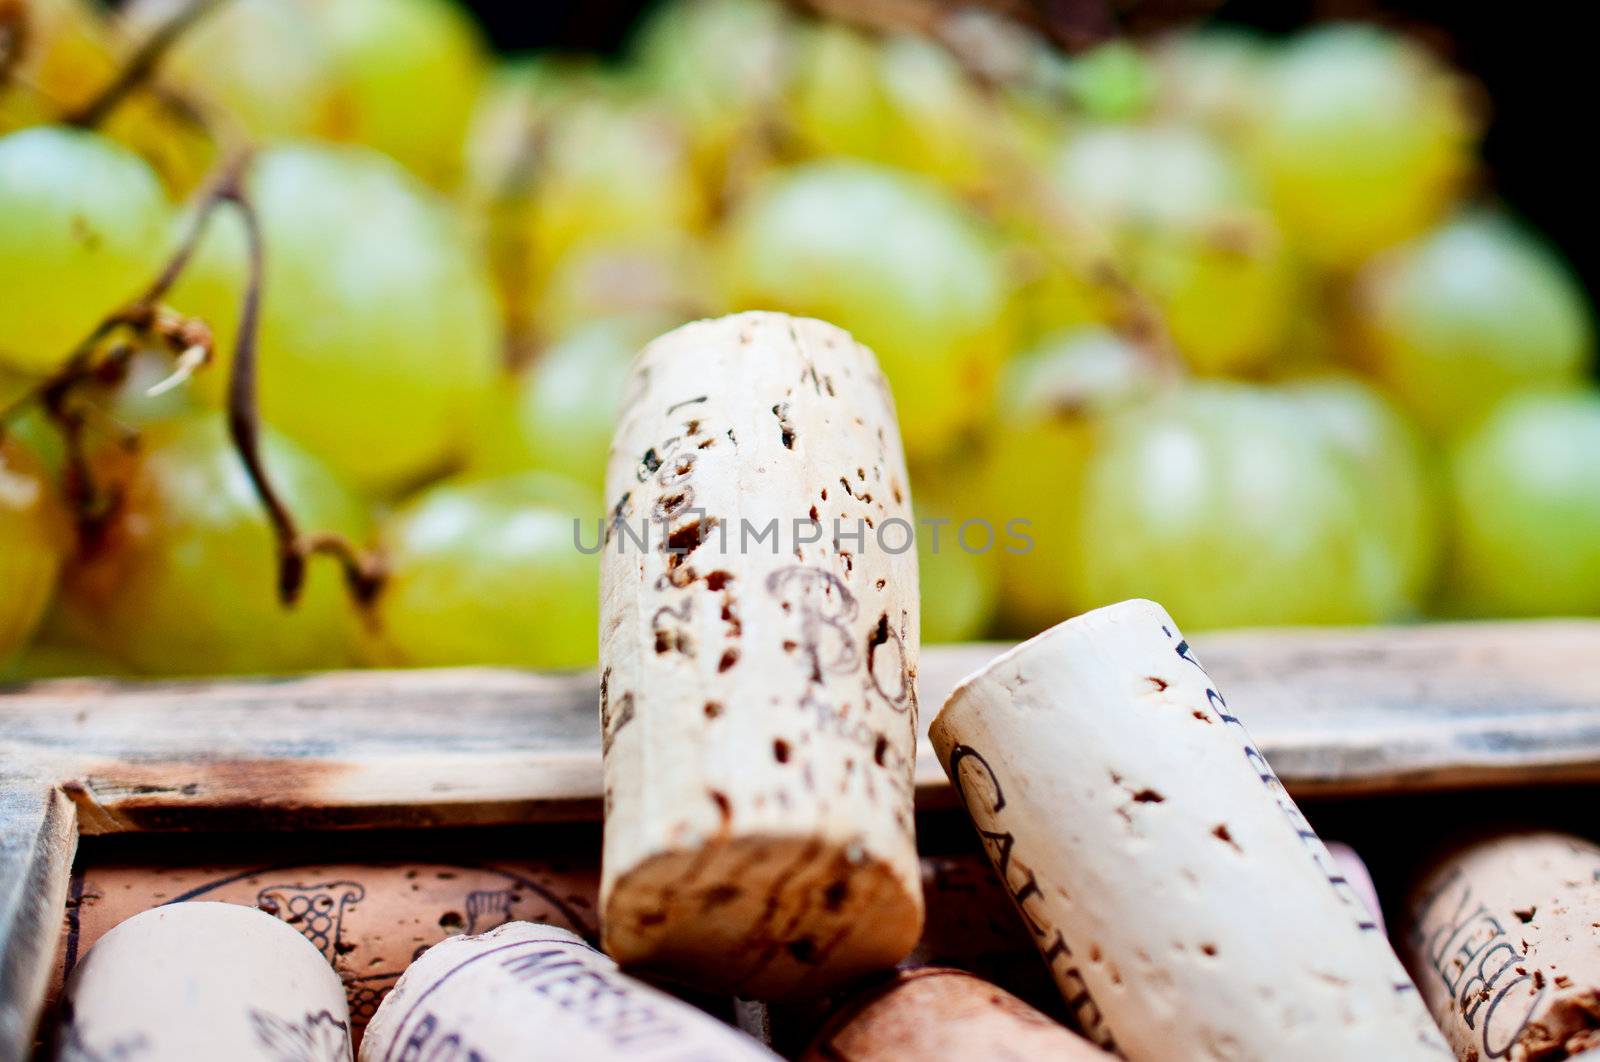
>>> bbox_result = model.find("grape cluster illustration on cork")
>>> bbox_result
[3,0,1599,1061]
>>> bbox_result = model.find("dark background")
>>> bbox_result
[458,0,1594,297]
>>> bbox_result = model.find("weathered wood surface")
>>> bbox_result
[0,780,76,1062]
[3,621,1600,837]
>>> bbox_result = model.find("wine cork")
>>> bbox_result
[1328,841,1387,933]
[599,312,923,998]
[1403,830,1600,1062]
[800,966,1111,1061]
[360,922,778,1061]
[929,599,1450,1060]
[56,901,352,1060]
[51,858,598,1046]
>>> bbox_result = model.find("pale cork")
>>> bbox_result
[49,858,597,1049]
[1403,830,1600,1061]
[55,901,352,1060]
[1328,841,1387,933]
[800,966,1111,1061]
[599,312,923,998]
[360,922,777,1061]
[929,598,1450,1060]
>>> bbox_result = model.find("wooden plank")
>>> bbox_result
[2,621,1599,834]
[0,779,77,1060]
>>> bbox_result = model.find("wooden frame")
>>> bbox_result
[5,619,1600,1056]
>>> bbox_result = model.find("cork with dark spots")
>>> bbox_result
[598,313,922,999]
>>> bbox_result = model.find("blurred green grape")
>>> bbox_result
[1285,375,1441,615]
[370,472,600,668]
[122,0,339,140]
[309,0,487,186]
[0,126,168,375]
[527,93,708,303]
[0,434,67,664]
[984,327,1159,632]
[630,0,794,176]
[1446,391,1600,616]
[1063,41,1155,121]
[1355,211,1592,436]
[54,414,369,675]
[1073,382,1412,629]
[169,143,501,495]
[470,316,661,491]
[534,237,714,341]
[1049,125,1293,374]
[1248,23,1475,268]
[1150,28,1267,136]
[915,500,1000,644]
[721,160,1009,455]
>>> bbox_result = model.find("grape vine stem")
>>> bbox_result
[68,0,232,128]
[203,157,387,609]
[8,150,386,612]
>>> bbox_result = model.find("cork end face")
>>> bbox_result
[600,834,923,1000]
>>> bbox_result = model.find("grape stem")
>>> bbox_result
[207,159,388,610]
[68,0,232,128]
[6,150,386,612]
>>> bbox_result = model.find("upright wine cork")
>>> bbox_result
[1403,830,1600,1062]
[360,922,778,1061]
[599,312,923,998]
[800,967,1111,1061]
[929,599,1449,1060]
[56,901,352,1060]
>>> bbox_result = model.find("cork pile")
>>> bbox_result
[46,315,1600,1061]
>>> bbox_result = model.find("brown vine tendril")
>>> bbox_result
[5,150,385,612]
[68,0,231,128]
[212,164,386,609]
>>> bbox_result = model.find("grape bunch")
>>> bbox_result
[0,0,1593,680]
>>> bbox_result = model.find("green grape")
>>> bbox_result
[787,20,892,164]
[168,143,501,495]
[533,237,714,341]
[1355,211,1592,436]
[788,26,999,194]
[1446,391,1600,617]
[53,414,369,675]
[915,495,998,642]
[1149,28,1267,136]
[469,316,661,491]
[527,92,707,296]
[0,435,67,664]
[308,0,488,186]
[0,126,168,375]
[1073,382,1410,630]
[1049,125,1293,375]
[1248,24,1474,268]
[720,160,1009,455]
[1063,41,1155,121]
[0,0,118,127]
[1284,375,1441,615]
[369,472,600,669]
[629,0,794,175]
[984,328,1159,632]
[121,0,339,140]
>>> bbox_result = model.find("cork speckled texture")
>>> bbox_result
[56,901,352,1060]
[1404,831,1600,1062]
[49,859,597,1050]
[929,598,1450,1061]
[801,966,1111,1061]
[599,313,923,998]
[361,922,777,1061]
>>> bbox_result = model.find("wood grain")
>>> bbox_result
[2,619,1600,1054]
[3,621,1600,837]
